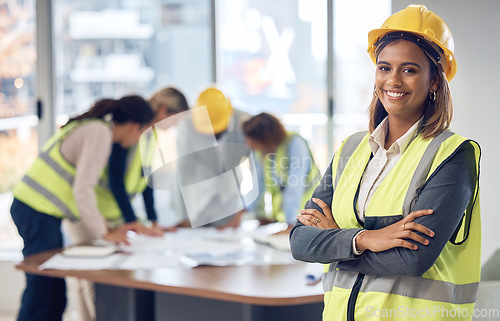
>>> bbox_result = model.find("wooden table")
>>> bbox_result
[16,250,324,321]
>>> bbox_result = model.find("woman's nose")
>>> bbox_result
[387,70,403,87]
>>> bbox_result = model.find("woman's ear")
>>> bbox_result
[430,74,440,93]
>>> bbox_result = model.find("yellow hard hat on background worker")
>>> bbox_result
[192,87,234,134]
[367,4,457,81]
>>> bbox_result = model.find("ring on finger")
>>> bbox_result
[315,218,321,225]
[402,223,406,230]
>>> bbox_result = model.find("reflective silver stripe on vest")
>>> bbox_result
[22,176,78,221]
[39,152,75,185]
[324,269,478,305]
[334,131,368,190]
[39,152,109,190]
[361,274,478,305]
[323,265,358,292]
[402,130,454,216]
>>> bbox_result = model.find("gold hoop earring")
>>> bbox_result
[429,91,437,101]
[374,89,378,98]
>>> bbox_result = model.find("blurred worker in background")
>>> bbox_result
[10,95,154,321]
[106,86,190,235]
[243,112,320,232]
[171,86,254,228]
[62,87,190,321]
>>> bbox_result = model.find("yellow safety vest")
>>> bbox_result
[323,131,481,321]
[13,119,152,222]
[264,132,321,223]
[96,133,156,221]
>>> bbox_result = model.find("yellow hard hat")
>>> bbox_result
[367,4,456,81]
[192,87,233,134]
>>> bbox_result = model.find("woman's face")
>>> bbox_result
[245,137,274,154]
[115,122,147,147]
[375,39,438,123]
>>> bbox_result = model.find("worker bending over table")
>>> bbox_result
[243,112,320,232]
[10,95,154,321]
[169,86,261,228]
[106,86,190,234]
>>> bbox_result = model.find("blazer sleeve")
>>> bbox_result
[289,159,365,263]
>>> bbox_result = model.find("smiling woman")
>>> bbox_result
[290,4,482,321]
[374,39,439,148]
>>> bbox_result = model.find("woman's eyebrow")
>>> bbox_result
[376,61,422,69]
[401,62,422,68]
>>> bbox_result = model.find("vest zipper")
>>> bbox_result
[347,273,364,321]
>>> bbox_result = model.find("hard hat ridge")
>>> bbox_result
[367,4,456,81]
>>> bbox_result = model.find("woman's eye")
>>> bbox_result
[378,66,390,72]
[403,68,416,73]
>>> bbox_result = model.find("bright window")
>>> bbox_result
[53,0,212,120]
[0,0,37,253]
[332,0,391,150]
[217,0,329,169]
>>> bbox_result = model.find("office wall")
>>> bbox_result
[392,0,500,264]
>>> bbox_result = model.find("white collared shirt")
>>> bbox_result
[352,116,422,254]
[356,116,422,221]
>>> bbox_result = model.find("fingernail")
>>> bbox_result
[429,230,435,237]
[425,240,429,245]
[428,210,433,213]
[312,198,318,201]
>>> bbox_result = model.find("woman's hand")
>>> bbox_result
[297,198,340,229]
[161,222,179,233]
[103,229,130,245]
[176,219,192,228]
[217,209,245,230]
[258,217,277,226]
[122,221,164,237]
[150,221,167,235]
[356,209,435,252]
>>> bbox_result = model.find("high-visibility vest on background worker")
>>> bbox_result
[95,140,154,222]
[264,132,321,223]
[322,131,481,321]
[13,119,149,222]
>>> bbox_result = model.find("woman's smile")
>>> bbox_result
[384,90,408,99]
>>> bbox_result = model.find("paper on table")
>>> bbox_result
[62,245,117,257]
[120,233,244,257]
[40,253,125,270]
[253,234,291,251]
[40,226,295,271]
[119,254,180,270]
[118,234,171,254]
[181,252,252,268]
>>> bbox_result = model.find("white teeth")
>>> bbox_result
[386,91,406,98]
